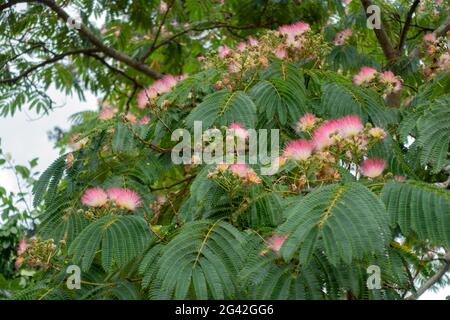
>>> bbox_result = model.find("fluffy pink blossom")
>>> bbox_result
[218,45,232,59]
[137,74,185,108]
[17,239,27,256]
[236,42,247,51]
[267,234,288,253]
[337,115,364,138]
[197,55,205,62]
[109,188,141,211]
[283,139,313,161]
[312,119,341,150]
[360,158,386,178]
[334,28,353,46]
[423,33,436,43]
[278,21,310,45]
[380,71,402,93]
[297,113,319,132]
[247,37,259,46]
[228,123,249,140]
[81,187,108,207]
[139,116,150,125]
[274,46,287,59]
[353,66,377,85]
[229,163,249,178]
[99,106,117,120]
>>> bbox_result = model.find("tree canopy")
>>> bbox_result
[0,0,449,300]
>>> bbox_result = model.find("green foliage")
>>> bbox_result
[277,183,390,265]
[382,181,450,248]
[69,215,152,272]
[1,0,450,301]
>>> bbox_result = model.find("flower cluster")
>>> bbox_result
[205,21,329,90]
[259,234,288,256]
[137,74,186,109]
[17,238,57,270]
[353,66,403,95]
[81,187,142,212]
[276,114,387,190]
[334,28,353,46]
[208,163,262,185]
[421,33,450,78]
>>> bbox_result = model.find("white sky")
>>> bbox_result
[0,88,448,300]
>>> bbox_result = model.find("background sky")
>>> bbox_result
[0,88,447,299]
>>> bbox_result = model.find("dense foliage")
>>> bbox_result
[0,0,449,300]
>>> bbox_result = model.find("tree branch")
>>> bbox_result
[360,0,398,63]
[140,0,175,63]
[0,48,99,84]
[397,0,421,54]
[1,0,163,79]
[406,250,450,300]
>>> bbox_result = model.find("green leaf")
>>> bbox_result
[277,183,390,265]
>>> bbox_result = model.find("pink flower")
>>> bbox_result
[423,33,436,43]
[334,28,352,46]
[227,60,241,73]
[81,187,108,207]
[360,158,386,178]
[380,71,402,93]
[99,106,117,120]
[109,188,141,211]
[228,123,249,140]
[312,119,341,150]
[278,21,310,45]
[247,37,259,46]
[229,163,249,178]
[197,55,205,62]
[283,139,313,161]
[126,112,138,124]
[17,239,27,256]
[353,66,377,86]
[297,113,318,132]
[139,116,150,125]
[236,42,247,51]
[336,115,364,138]
[218,45,232,59]
[267,234,288,253]
[274,46,287,59]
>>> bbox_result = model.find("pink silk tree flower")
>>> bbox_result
[353,66,377,85]
[99,106,117,120]
[380,71,402,93]
[218,45,232,59]
[360,158,387,178]
[267,234,288,253]
[312,119,341,150]
[297,113,319,132]
[228,123,249,140]
[17,239,27,256]
[113,189,142,211]
[336,115,364,138]
[283,139,313,161]
[81,187,108,207]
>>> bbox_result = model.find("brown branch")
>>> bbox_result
[410,15,450,58]
[1,0,163,79]
[140,0,175,63]
[406,250,450,300]
[150,175,196,192]
[0,48,99,84]
[397,0,421,54]
[121,114,170,153]
[360,0,398,63]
